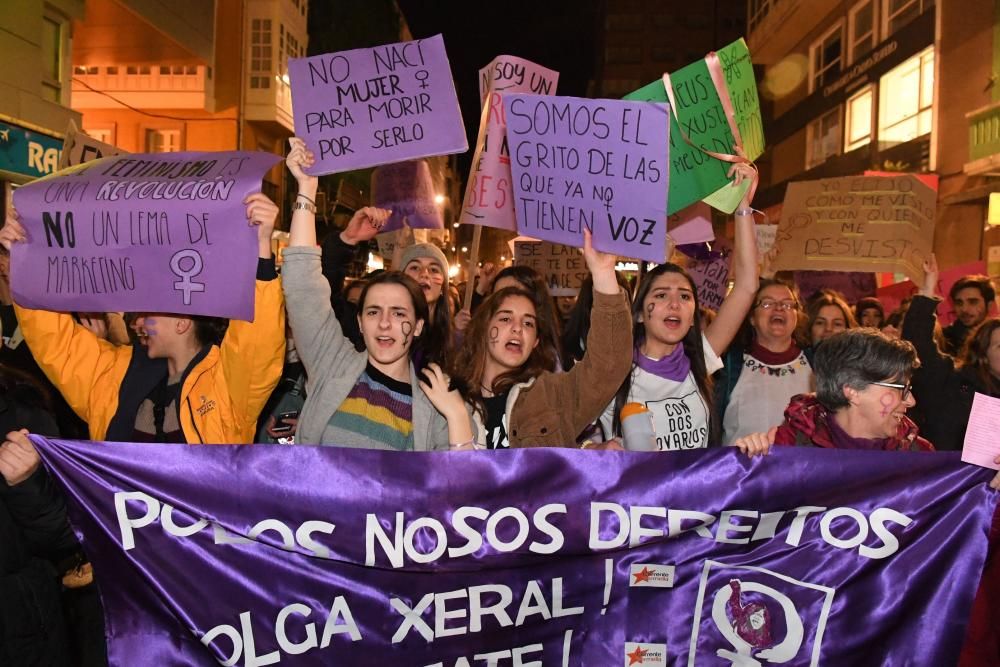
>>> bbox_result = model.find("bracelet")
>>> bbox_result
[450,438,476,450]
[735,207,754,218]
[293,201,316,214]
[296,193,316,206]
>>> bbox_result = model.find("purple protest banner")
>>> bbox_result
[372,160,443,232]
[504,94,669,262]
[289,34,467,175]
[459,57,559,232]
[33,436,993,666]
[10,151,281,320]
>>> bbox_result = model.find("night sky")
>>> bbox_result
[396,0,601,176]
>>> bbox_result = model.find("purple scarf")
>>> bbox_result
[633,340,691,382]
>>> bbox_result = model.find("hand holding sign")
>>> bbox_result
[0,429,39,486]
[0,211,27,250]
[245,193,279,256]
[286,137,318,189]
[582,228,619,295]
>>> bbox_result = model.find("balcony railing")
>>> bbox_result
[968,101,1000,163]
[72,65,211,110]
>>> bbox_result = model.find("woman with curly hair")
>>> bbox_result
[449,230,631,450]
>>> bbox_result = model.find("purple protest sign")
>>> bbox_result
[10,151,281,320]
[504,94,670,262]
[372,160,443,232]
[289,34,467,175]
[668,201,715,246]
[33,437,993,666]
[460,57,560,232]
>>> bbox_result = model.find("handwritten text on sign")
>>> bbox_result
[504,94,670,262]
[289,34,467,175]
[771,174,936,282]
[10,151,281,320]
[625,38,763,215]
[514,241,587,296]
[460,56,559,231]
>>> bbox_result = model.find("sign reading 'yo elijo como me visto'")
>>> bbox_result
[504,94,670,263]
[289,34,467,175]
[11,151,282,321]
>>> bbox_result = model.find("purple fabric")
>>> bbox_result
[10,151,281,320]
[289,34,468,175]
[32,436,995,666]
[503,94,670,262]
[633,341,691,383]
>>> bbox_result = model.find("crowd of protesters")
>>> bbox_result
[1,138,1000,664]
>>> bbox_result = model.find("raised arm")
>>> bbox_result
[705,163,760,356]
[527,229,633,444]
[220,194,286,431]
[1,213,126,423]
[901,254,955,376]
[281,138,388,375]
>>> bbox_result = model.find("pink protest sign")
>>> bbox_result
[460,56,559,232]
[478,55,559,104]
[10,151,281,320]
[372,160,443,232]
[668,202,715,246]
[504,94,670,262]
[962,393,1000,469]
[289,34,467,175]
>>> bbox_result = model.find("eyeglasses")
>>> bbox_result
[870,380,913,401]
[756,299,797,311]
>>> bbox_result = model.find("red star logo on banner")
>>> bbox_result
[627,646,649,665]
[632,566,653,584]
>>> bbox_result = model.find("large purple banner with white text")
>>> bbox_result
[11,151,281,320]
[34,437,994,666]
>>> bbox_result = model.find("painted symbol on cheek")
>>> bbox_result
[489,326,500,345]
[401,320,413,346]
[879,392,895,417]
[143,318,158,338]
[645,302,655,323]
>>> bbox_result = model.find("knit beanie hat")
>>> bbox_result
[398,243,449,284]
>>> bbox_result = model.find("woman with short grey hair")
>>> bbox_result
[735,328,932,453]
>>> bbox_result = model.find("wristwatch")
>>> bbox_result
[293,201,316,214]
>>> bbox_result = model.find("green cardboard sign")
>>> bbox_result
[624,38,763,214]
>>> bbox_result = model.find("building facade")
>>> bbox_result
[749,0,1000,269]
[0,0,84,213]
[69,0,308,222]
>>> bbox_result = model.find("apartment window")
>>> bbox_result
[41,13,64,103]
[139,66,150,75]
[806,107,842,168]
[250,18,273,88]
[126,66,138,75]
[809,22,844,93]
[145,129,182,153]
[878,47,934,145]
[106,66,118,75]
[159,66,171,75]
[848,0,877,64]
[845,86,874,151]
[883,0,934,38]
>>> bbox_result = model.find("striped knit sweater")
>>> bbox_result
[323,363,414,450]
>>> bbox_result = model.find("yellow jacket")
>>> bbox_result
[14,278,285,443]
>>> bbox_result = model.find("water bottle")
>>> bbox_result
[620,403,657,452]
